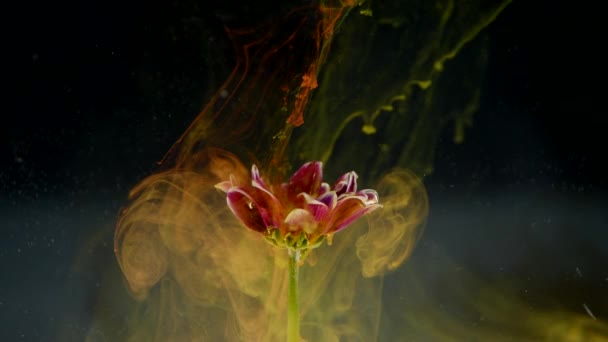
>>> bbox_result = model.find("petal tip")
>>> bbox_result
[215,181,232,193]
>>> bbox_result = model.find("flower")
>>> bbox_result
[215,161,381,250]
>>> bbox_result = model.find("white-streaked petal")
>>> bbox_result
[317,190,338,210]
[333,171,358,195]
[358,189,379,204]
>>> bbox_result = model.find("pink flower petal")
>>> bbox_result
[284,208,316,233]
[319,182,330,195]
[333,171,357,196]
[357,189,379,205]
[285,161,323,200]
[226,188,268,233]
[297,193,329,222]
[251,164,269,190]
[332,204,381,233]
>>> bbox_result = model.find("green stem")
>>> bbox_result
[287,249,301,342]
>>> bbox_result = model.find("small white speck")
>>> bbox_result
[576,267,582,277]
[583,303,597,320]
[219,89,229,98]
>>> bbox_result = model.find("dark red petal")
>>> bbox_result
[286,161,323,200]
[250,167,284,225]
[253,188,285,228]
[298,193,330,222]
[226,188,268,233]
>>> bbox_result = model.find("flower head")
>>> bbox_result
[215,161,381,251]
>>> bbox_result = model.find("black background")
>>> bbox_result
[2,1,607,340]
